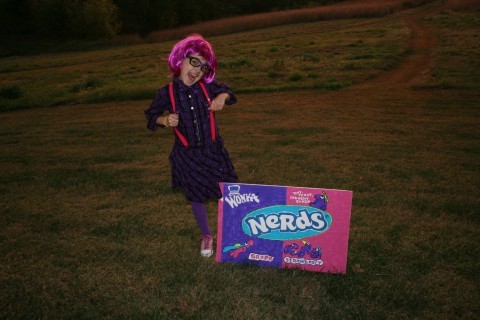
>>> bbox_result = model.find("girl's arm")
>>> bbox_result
[144,86,171,131]
[156,113,179,127]
[209,93,230,111]
[208,81,237,111]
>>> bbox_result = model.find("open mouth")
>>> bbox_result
[188,72,198,82]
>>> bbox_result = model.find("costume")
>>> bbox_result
[144,77,239,202]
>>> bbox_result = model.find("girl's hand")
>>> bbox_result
[165,114,179,127]
[209,93,229,111]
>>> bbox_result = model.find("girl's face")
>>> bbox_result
[179,54,210,86]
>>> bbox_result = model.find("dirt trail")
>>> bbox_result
[254,3,446,136]
[278,3,446,156]
[351,5,439,91]
[374,17,435,87]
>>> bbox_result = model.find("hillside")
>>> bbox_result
[0,1,479,319]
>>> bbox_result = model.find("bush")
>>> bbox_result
[70,77,104,93]
[288,73,303,81]
[0,85,22,99]
[268,71,281,78]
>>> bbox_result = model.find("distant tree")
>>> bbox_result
[1,0,347,38]
[147,0,179,33]
[114,0,150,34]
[113,0,178,34]
[0,0,33,35]
[75,0,122,38]
[29,0,81,37]
[175,0,202,25]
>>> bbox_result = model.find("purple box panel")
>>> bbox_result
[216,183,353,274]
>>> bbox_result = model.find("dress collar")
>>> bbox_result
[173,77,200,93]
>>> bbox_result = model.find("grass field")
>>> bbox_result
[0,17,411,112]
[1,1,479,319]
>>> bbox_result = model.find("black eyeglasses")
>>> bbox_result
[187,56,211,74]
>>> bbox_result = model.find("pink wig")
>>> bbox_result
[168,34,218,83]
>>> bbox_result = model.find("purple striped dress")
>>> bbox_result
[144,77,239,202]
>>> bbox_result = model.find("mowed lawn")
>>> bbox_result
[1,3,479,320]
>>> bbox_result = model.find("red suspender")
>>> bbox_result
[168,82,216,147]
[168,83,189,147]
[199,82,217,142]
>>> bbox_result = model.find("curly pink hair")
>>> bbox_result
[168,34,218,83]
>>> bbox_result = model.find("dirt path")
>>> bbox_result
[280,2,443,139]
[352,5,439,91]
[375,17,435,87]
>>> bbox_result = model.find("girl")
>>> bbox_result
[144,34,239,258]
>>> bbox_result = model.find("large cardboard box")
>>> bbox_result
[216,183,353,274]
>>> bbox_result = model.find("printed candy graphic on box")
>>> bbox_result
[216,183,353,274]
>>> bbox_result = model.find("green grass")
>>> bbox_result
[2,86,478,320]
[1,4,479,320]
[0,18,410,112]
[419,11,480,89]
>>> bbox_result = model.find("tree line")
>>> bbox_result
[0,0,344,39]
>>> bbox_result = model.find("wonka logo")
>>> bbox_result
[242,205,332,240]
[224,185,260,208]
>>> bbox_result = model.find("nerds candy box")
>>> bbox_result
[216,183,353,274]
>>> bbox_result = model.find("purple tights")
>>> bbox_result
[191,201,211,236]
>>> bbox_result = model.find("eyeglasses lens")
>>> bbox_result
[188,57,210,74]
